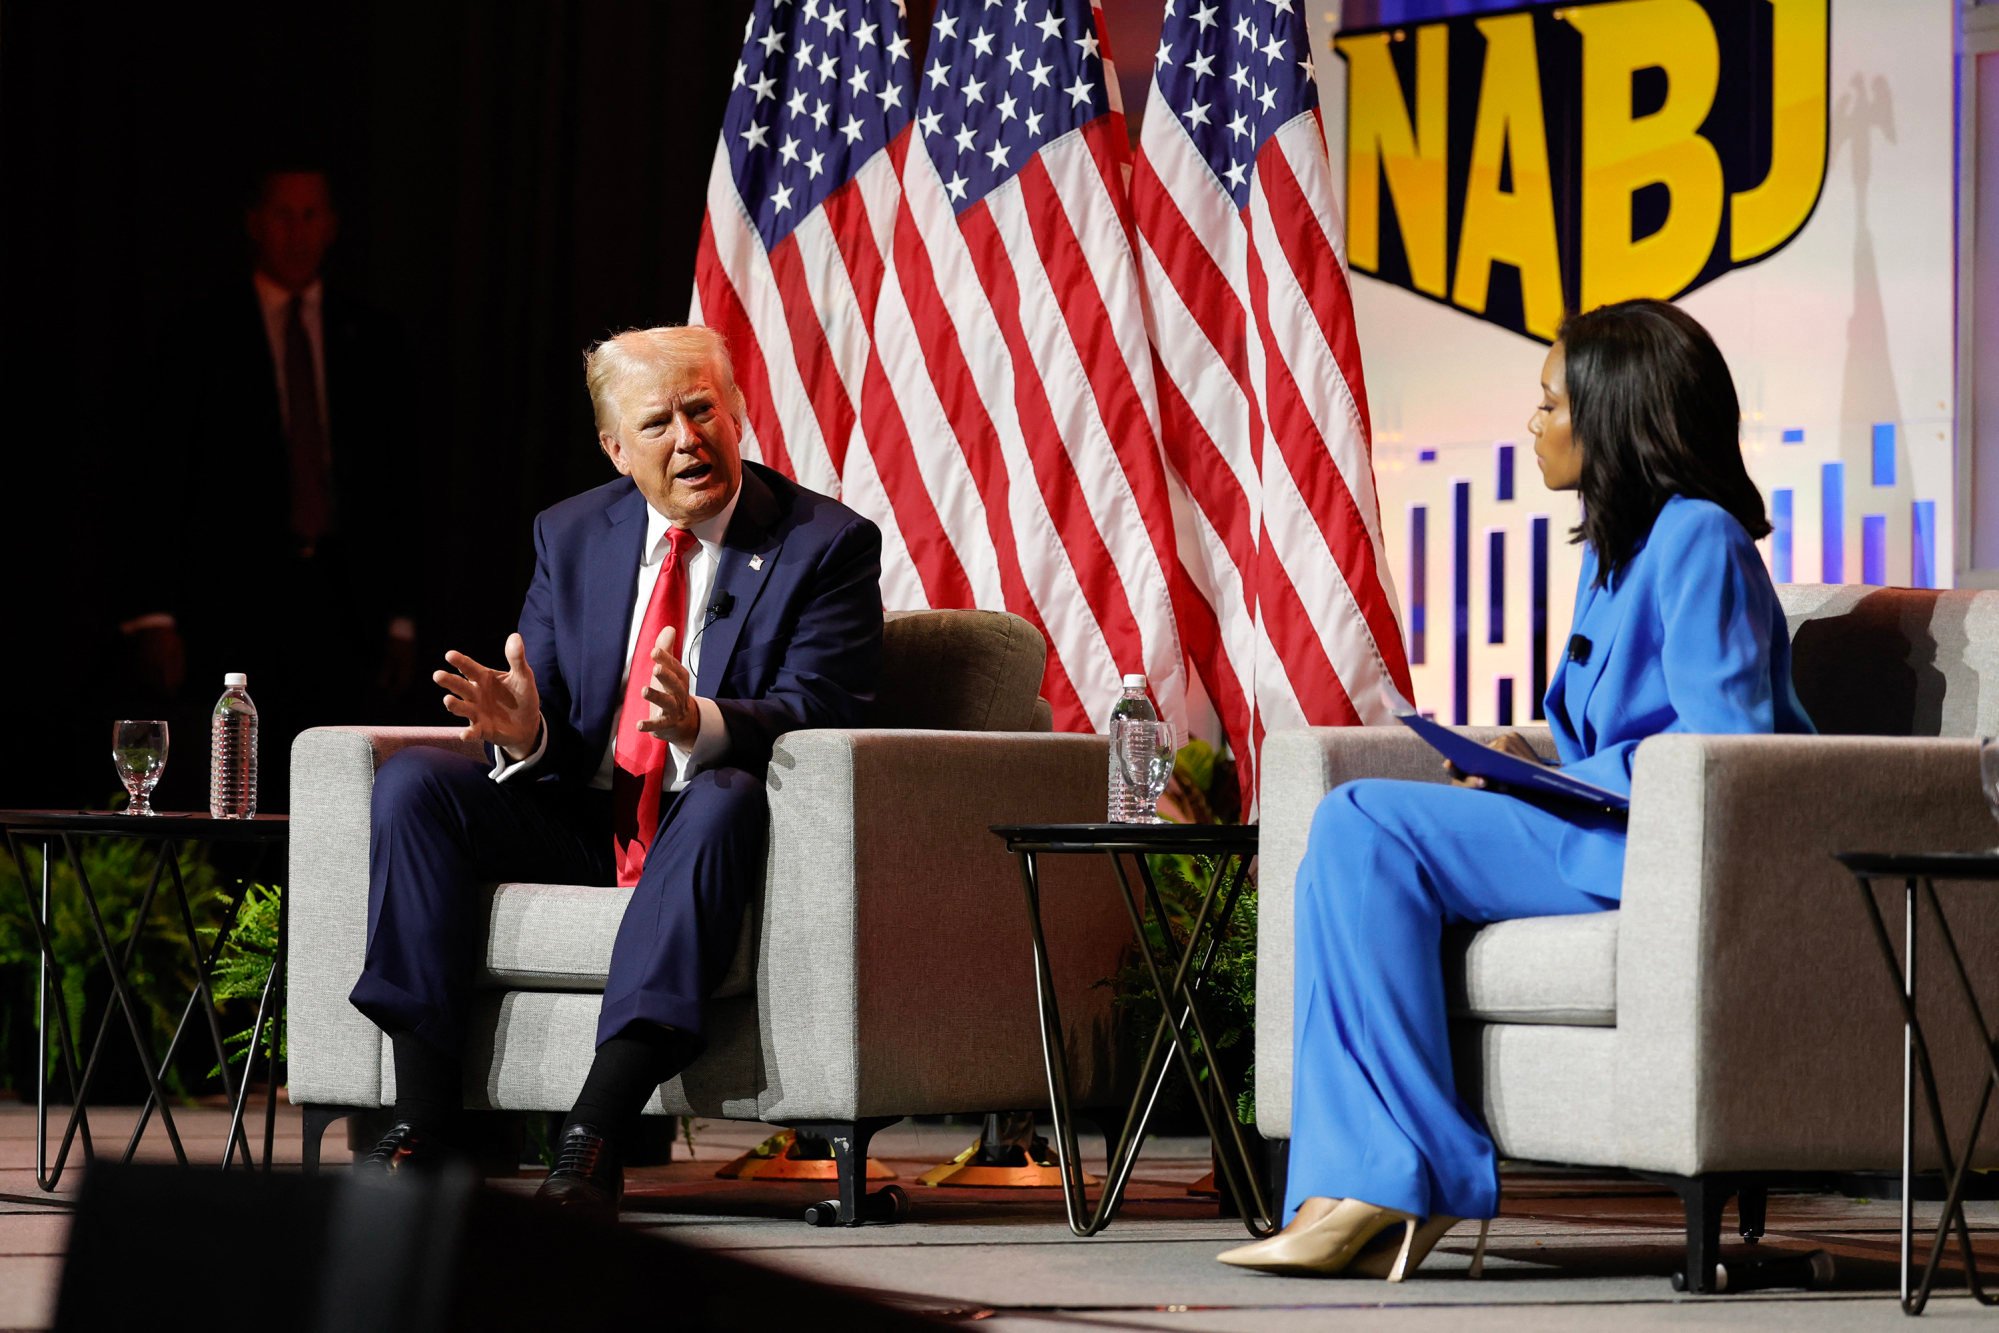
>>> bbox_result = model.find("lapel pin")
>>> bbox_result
[749,554,765,571]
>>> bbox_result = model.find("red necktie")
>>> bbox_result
[611,525,701,886]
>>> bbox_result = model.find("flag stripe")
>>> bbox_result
[1247,179,1411,702]
[1244,223,1411,714]
[1256,127,1374,458]
[1012,151,1184,678]
[883,149,1093,726]
[958,194,1142,712]
[1135,0,1412,810]
[694,216,796,479]
[698,0,1410,814]
[766,230,857,476]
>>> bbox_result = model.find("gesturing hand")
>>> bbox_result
[1445,730,1544,789]
[637,626,700,748]
[435,632,542,760]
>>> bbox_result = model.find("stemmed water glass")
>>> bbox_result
[1116,719,1178,824]
[112,720,169,816]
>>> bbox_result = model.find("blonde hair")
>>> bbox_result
[582,325,746,434]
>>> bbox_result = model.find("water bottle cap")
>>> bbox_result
[224,672,248,688]
[1121,673,1147,689]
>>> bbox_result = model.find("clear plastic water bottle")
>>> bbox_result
[1105,673,1157,823]
[209,672,258,819]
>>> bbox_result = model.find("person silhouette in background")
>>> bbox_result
[128,164,416,811]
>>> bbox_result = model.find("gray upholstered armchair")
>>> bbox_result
[1255,585,1999,1288]
[287,609,1124,1223]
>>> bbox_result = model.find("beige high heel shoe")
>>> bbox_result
[1215,1198,1417,1275]
[1346,1214,1492,1282]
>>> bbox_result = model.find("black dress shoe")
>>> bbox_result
[355,1120,457,1177]
[535,1122,623,1221]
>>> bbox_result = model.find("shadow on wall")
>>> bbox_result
[1781,585,1994,738]
[1832,71,1905,563]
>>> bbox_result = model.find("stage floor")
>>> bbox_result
[3,1102,1994,1329]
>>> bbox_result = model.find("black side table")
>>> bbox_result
[1835,850,1999,1315]
[0,810,288,1195]
[992,822,1274,1238]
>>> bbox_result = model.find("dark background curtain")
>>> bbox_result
[0,0,758,806]
[0,0,1181,809]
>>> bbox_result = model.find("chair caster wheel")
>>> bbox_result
[868,1184,909,1223]
[804,1185,908,1227]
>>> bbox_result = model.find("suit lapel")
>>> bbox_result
[582,484,649,735]
[1566,561,1627,744]
[320,290,356,443]
[697,467,786,699]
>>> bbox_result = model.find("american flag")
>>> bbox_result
[850,0,1193,734]
[690,0,913,497]
[694,0,1409,790]
[1132,0,1412,775]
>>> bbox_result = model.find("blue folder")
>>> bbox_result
[1396,712,1629,812]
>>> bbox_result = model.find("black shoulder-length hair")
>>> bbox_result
[1559,299,1769,588]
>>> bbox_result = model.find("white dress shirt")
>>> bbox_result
[492,486,739,793]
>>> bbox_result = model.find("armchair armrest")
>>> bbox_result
[757,729,1125,1122]
[1255,724,1549,1138]
[287,727,482,1107]
[1615,734,1997,1175]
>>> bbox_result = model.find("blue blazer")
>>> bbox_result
[1545,494,1814,800]
[514,460,884,786]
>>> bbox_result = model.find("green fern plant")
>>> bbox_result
[0,830,233,1097]
[207,882,283,1077]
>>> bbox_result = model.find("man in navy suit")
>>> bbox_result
[348,326,883,1216]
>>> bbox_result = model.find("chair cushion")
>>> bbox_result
[871,609,1047,730]
[1444,911,1617,1026]
[475,882,755,998]
[471,609,1045,1004]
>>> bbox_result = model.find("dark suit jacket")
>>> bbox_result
[155,278,414,640]
[516,460,883,786]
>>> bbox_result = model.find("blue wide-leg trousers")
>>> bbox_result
[348,746,767,1057]
[1284,778,1624,1223]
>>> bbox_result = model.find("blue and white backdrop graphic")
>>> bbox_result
[1306,0,1958,725]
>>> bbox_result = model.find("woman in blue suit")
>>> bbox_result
[1220,300,1814,1280]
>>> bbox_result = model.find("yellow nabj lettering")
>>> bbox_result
[1450,14,1565,341]
[1338,27,1450,297]
[1730,0,1829,261]
[1572,0,1723,309]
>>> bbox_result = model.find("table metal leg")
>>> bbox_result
[166,852,256,1168]
[102,844,178,1162]
[224,882,286,1172]
[6,831,95,1191]
[1093,853,1255,1225]
[70,843,190,1167]
[1014,849,1105,1235]
[1903,875,1915,1308]
[1110,851,1275,1237]
[1855,873,1995,1315]
[58,834,190,1166]
[1912,878,1999,1307]
[128,855,256,1169]
[3,822,286,1183]
[266,875,287,1168]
